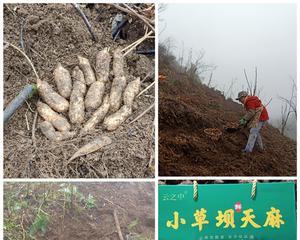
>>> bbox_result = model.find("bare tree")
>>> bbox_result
[158,4,168,36]
[184,50,216,82]
[279,77,297,135]
[226,79,236,99]
[243,67,258,96]
[159,39,216,84]
[207,72,213,87]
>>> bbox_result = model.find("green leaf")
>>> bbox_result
[29,210,50,237]
[128,219,139,230]
[85,194,96,209]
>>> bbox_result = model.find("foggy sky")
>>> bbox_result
[160,4,297,120]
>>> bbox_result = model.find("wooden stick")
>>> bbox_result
[123,31,153,56]
[32,111,38,149]
[141,71,154,83]
[111,4,155,32]
[72,3,97,41]
[113,209,124,240]
[243,69,252,96]
[137,81,155,98]
[123,3,155,32]
[4,41,39,82]
[98,195,127,212]
[122,29,153,52]
[265,98,272,107]
[129,103,154,124]
[25,110,30,131]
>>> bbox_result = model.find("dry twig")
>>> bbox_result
[129,103,154,124]
[111,4,154,32]
[113,210,124,240]
[72,3,97,41]
[137,81,155,98]
[32,111,38,149]
[4,41,39,82]
[122,30,153,56]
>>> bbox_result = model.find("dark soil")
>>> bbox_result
[4,182,155,239]
[159,58,296,176]
[3,3,155,178]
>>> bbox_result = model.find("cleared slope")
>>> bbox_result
[159,68,296,176]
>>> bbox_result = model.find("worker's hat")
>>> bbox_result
[236,91,248,100]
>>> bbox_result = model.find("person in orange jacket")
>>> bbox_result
[236,91,269,153]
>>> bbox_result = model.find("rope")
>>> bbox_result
[251,180,257,199]
[193,180,198,201]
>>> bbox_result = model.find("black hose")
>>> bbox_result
[112,18,128,40]
[4,84,37,123]
[136,49,155,55]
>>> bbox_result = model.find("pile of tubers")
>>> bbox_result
[37,48,141,142]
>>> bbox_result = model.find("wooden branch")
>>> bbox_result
[32,111,38,149]
[129,103,154,124]
[4,41,39,82]
[137,81,155,98]
[123,3,155,32]
[72,3,97,42]
[207,72,213,87]
[113,210,124,240]
[253,67,257,96]
[111,4,155,32]
[264,98,272,107]
[122,30,153,56]
[243,69,252,95]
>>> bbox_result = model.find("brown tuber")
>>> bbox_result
[53,63,72,99]
[95,48,111,82]
[103,105,132,131]
[109,76,127,112]
[38,80,69,112]
[123,77,141,106]
[113,48,125,78]
[69,67,86,124]
[81,95,110,134]
[37,101,71,132]
[68,136,112,162]
[71,66,86,94]
[40,121,76,141]
[78,56,96,85]
[85,81,105,110]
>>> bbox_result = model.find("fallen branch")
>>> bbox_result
[123,3,155,30]
[121,28,150,52]
[19,18,27,51]
[72,3,97,42]
[141,71,154,83]
[98,196,127,212]
[136,81,154,98]
[111,3,155,32]
[122,30,153,56]
[113,210,124,240]
[129,103,154,124]
[4,41,39,81]
[32,111,38,149]
[25,110,30,131]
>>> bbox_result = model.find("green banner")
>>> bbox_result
[159,182,296,240]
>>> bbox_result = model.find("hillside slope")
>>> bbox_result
[159,63,296,176]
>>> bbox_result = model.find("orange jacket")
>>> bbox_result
[244,96,269,122]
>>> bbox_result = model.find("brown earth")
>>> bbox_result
[4,182,155,239]
[3,3,155,178]
[159,58,296,177]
